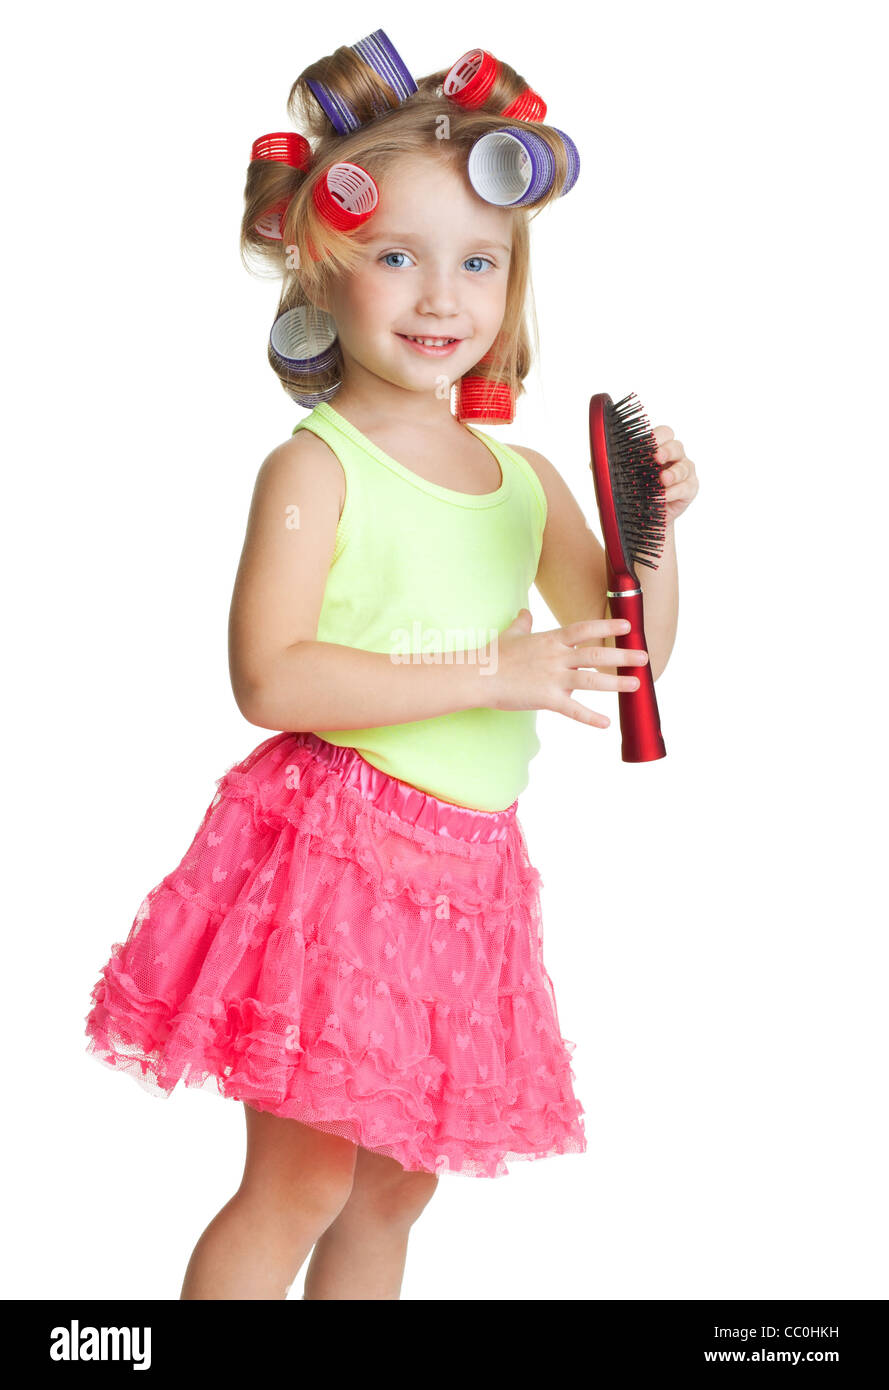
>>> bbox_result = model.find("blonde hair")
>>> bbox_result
[241,49,573,410]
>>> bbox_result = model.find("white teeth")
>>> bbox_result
[403,335,456,346]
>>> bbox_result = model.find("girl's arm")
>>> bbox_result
[228,432,488,731]
[512,445,675,681]
[511,444,610,627]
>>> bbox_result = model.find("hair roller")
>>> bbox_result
[307,28,417,133]
[443,49,547,121]
[501,86,546,122]
[353,29,416,101]
[454,347,515,424]
[467,127,554,207]
[253,201,288,242]
[443,49,499,108]
[454,375,515,424]
[249,131,312,241]
[312,162,379,231]
[550,128,581,195]
[269,307,340,406]
[467,126,580,206]
[251,132,312,166]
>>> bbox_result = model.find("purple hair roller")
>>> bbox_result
[306,81,361,134]
[269,307,340,406]
[551,127,581,195]
[352,29,417,101]
[467,127,555,207]
[307,28,417,134]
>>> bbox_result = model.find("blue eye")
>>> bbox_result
[464,256,494,273]
[381,251,412,268]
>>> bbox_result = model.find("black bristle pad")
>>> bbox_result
[604,392,667,572]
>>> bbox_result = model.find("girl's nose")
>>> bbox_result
[415,273,460,318]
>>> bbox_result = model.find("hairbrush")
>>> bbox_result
[588,391,667,762]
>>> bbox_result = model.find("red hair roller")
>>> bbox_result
[454,375,514,424]
[250,132,312,167]
[250,131,312,241]
[312,162,379,230]
[501,86,546,121]
[444,49,499,107]
[443,49,547,121]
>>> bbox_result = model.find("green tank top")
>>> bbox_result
[291,401,547,812]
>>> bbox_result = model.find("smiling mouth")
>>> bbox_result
[396,334,462,346]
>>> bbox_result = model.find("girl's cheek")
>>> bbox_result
[356,278,401,314]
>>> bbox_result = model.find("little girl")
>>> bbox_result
[84,30,695,1301]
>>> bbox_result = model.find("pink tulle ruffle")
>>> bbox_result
[84,732,586,1178]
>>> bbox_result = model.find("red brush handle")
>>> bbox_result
[606,574,666,763]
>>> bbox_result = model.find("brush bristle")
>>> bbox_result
[604,392,667,572]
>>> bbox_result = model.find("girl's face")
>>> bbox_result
[318,154,513,402]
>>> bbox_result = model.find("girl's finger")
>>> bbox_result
[661,461,687,484]
[568,643,649,669]
[559,698,610,729]
[586,670,642,693]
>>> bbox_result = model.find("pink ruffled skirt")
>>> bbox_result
[84,730,586,1178]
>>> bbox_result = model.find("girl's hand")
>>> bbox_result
[485,609,649,729]
[652,425,699,524]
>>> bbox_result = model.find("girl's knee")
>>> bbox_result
[295,1171,357,1226]
[368,1171,440,1227]
[400,1172,439,1224]
[241,1105,357,1225]
[239,1168,355,1232]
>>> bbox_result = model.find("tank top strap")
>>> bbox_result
[293,404,353,456]
[291,401,367,478]
[291,405,367,566]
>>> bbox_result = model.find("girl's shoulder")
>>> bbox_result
[502,442,551,486]
[258,427,346,519]
[504,442,582,513]
[493,441,552,530]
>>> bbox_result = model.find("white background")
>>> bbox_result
[3,0,886,1300]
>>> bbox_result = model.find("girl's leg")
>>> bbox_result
[180,1104,357,1300]
[302,1147,439,1300]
